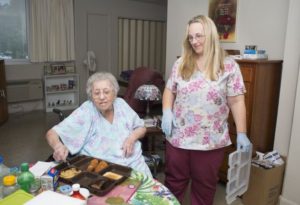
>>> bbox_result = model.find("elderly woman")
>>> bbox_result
[45,72,152,177]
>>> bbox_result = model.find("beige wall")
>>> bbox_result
[165,0,299,204]
[277,0,300,204]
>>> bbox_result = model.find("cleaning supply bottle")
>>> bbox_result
[17,163,34,193]
[0,155,10,199]
[71,183,85,200]
[2,175,19,197]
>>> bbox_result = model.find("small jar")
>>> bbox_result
[2,175,19,197]
[71,184,85,200]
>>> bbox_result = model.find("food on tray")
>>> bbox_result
[94,160,109,173]
[90,180,106,189]
[87,159,99,172]
[60,168,81,179]
[103,171,122,180]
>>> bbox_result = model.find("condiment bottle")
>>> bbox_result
[2,175,19,197]
[17,163,34,193]
[71,183,85,200]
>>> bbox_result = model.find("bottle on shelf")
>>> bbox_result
[2,175,19,197]
[17,163,35,193]
[71,183,86,200]
[0,155,10,199]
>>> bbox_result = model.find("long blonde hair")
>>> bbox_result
[179,15,226,81]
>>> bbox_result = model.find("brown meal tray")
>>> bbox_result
[54,155,132,196]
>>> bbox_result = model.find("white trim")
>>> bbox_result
[279,195,299,205]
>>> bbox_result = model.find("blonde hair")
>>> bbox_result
[179,15,226,81]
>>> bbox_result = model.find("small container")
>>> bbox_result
[29,177,41,196]
[2,175,19,197]
[71,183,85,200]
[59,184,72,195]
[0,155,10,199]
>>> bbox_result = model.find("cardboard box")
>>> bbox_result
[40,168,59,191]
[242,163,285,205]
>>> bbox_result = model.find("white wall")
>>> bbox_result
[165,0,288,78]
[166,0,300,204]
[277,0,300,204]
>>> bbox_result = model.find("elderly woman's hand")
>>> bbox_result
[122,135,137,158]
[53,143,69,161]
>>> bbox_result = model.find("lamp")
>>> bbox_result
[134,84,161,119]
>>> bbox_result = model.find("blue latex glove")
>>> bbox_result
[161,108,177,136]
[237,132,251,152]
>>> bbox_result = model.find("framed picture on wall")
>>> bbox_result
[51,64,66,75]
[208,0,238,42]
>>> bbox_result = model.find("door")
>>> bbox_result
[87,13,111,73]
[0,60,8,124]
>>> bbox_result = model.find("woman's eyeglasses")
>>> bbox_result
[188,33,205,43]
[92,89,113,98]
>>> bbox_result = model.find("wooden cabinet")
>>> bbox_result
[0,59,8,124]
[219,59,283,182]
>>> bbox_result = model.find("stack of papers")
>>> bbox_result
[29,161,57,177]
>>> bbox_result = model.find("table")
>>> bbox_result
[106,170,180,205]
[80,170,180,205]
[144,126,164,154]
[0,163,179,205]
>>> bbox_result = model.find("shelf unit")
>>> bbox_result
[44,73,79,112]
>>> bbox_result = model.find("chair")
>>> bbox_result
[123,67,165,177]
[122,66,164,153]
[123,66,165,117]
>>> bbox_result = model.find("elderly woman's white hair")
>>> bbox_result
[86,72,120,100]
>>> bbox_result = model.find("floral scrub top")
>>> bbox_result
[53,98,152,177]
[166,57,246,151]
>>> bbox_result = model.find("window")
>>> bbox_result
[0,0,28,60]
[118,18,166,74]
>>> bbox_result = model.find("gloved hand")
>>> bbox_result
[237,132,251,152]
[161,108,177,136]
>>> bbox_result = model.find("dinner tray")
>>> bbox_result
[54,155,132,196]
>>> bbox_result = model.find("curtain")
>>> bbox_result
[28,0,75,62]
[118,18,166,74]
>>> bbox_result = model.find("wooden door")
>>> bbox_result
[0,60,8,124]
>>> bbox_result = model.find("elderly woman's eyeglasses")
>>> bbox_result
[92,89,113,98]
[188,33,205,43]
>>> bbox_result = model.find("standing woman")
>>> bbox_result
[161,15,251,205]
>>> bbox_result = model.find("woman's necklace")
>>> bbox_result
[196,60,205,72]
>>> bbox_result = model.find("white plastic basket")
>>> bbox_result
[226,144,252,204]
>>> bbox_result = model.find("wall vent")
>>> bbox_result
[7,79,43,103]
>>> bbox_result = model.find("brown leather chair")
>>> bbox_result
[123,67,165,117]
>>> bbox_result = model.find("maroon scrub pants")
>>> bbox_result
[164,141,225,205]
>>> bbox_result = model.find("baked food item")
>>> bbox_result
[94,160,109,173]
[87,159,99,172]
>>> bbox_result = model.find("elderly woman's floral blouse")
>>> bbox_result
[166,57,246,151]
[53,98,152,177]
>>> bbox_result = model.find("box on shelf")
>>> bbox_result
[242,161,285,205]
